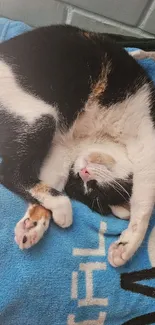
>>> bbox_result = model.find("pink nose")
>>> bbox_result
[79,168,90,182]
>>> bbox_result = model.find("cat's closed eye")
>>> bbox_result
[87,152,115,168]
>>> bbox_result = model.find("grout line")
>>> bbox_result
[65,6,154,38]
[137,0,155,26]
[62,3,69,23]
[65,5,73,24]
[139,0,155,30]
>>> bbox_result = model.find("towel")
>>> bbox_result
[0,17,31,42]
[0,18,155,325]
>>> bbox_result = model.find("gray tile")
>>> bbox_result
[69,10,148,38]
[60,0,148,26]
[0,0,67,27]
[142,3,155,34]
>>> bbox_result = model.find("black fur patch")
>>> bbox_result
[65,171,132,215]
[50,189,63,196]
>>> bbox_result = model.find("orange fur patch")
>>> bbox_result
[91,61,111,99]
[83,32,91,39]
[29,205,51,221]
[92,79,106,97]
[31,182,50,196]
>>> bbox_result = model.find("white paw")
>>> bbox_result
[108,224,144,267]
[52,196,73,228]
[110,205,130,220]
[14,207,50,249]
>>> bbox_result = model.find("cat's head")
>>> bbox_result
[65,141,133,215]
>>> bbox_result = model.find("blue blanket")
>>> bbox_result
[0,18,155,325]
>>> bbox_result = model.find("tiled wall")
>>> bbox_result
[1,0,155,37]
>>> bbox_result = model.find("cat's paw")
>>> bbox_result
[108,224,144,267]
[108,241,129,267]
[52,196,73,228]
[110,205,130,220]
[14,205,51,249]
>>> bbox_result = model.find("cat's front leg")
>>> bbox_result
[29,184,73,229]
[108,139,155,267]
[15,190,73,249]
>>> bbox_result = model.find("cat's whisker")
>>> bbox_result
[91,196,97,210]
[105,176,129,202]
[65,181,76,188]
[92,168,130,199]
[109,183,129,203]
[97,172,129,202]
[112,179,130,198]
[96,197,104,215]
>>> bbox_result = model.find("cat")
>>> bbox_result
[0,24,155,267]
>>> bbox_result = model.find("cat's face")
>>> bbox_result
[65,141,133,214]
[74,142,132,188]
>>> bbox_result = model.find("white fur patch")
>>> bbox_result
[148,226,155,267]
[0,60,58,123]
[40,142,72,190]
[110,205,130,219]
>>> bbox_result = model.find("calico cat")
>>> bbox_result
[0,24,154,267]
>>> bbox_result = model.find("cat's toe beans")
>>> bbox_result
[14,211,50,249]
[22,235,27,243]
[24,218,35,229]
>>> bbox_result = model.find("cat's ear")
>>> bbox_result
[87,152,115,168]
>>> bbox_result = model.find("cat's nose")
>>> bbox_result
[79,168,90,182]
